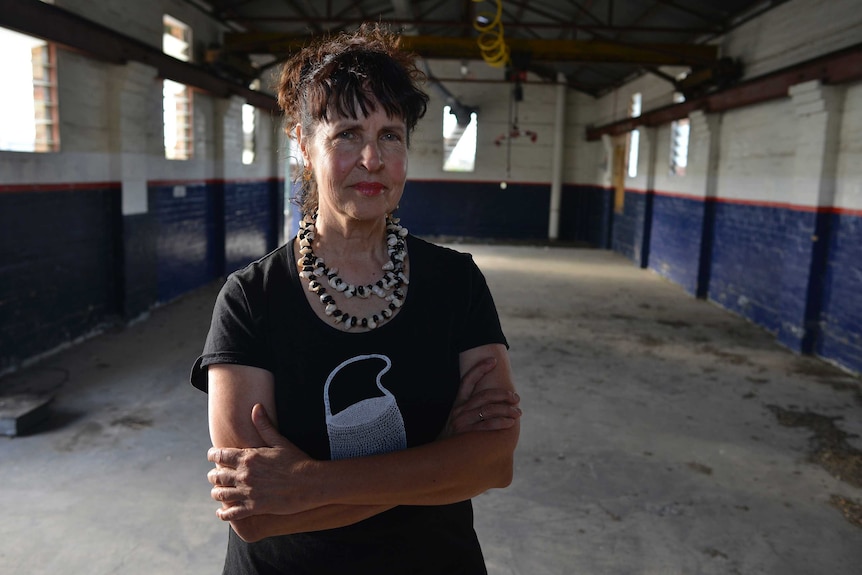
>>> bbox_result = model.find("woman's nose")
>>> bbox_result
[359,140,383,171]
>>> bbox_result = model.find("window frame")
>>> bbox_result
[162,15,194,161]
[442,105,478,173]
[0,27,60,153]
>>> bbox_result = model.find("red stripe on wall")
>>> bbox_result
[623,187,862,216]
[0,181,120,193]
[0,177,285,193]
[147,177,283,187]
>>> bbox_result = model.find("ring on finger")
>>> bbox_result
[478,410,485,422]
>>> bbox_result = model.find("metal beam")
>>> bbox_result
[0,0,279,112]
[223,32,718,67]
[224,16,715,35]
[586,42,862,140]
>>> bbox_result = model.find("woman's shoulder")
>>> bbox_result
[229,244,290,282]
[221,244,292,302]
[407,235,475,268]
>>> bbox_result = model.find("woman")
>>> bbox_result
[191,25,521,574]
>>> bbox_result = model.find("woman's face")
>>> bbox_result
[300,104,408,225]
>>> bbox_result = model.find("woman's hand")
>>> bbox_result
[208,404,321,522]
[440,357,521,438]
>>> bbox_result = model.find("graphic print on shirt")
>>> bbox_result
[324,354,407,460]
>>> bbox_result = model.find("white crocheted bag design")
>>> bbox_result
[324,354,407,460]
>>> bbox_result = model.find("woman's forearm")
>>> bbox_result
[211,420,518,523]
[230,504,395,542]
[311,424,519,509]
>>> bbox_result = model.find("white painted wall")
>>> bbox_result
[3,0,860,212]
[836,83,862,212]
[721,0,862,81]
[0,0,282,190]
[716,100,796,204]
[584,0,862,212]
[407,58,599,188]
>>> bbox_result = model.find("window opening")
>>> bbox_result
[442,105,477,172]
[241,79,258,165]
[626,92,641,178]
[241,103,256,164]
[163,15,193,160]
[0,27,59,152]
[669,92,689,176]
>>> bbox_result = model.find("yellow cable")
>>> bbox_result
[472,0,509,68]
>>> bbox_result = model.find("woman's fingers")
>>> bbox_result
[454,357,497,406]
[207,446,242,468]
[460,388,520,413]
[447,393,522,435]
[207,467,234,486]
[205,438,321,520]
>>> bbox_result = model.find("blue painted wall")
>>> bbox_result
[709,202,816,337]
[612,190,647,266]
[399,181,550,240]
[0,185,122,372]
[151,182,222,303]
[6,176,856,376]
[121,212,158,319]
[819,211,862,373]
[1,178,282,374]
[559,185,614,248]
[649,194,706,296]
[398,180,612,245]
[615,187,862,375]
[225,180,278,274]
[151,179,283,303]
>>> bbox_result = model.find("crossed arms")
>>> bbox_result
[206,343,521,542]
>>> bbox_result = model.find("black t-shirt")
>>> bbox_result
[191,235,507,575]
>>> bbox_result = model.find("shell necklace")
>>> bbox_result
[297,214,409,330]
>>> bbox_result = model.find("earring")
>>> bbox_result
[303,167,313,182]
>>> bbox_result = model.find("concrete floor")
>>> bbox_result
[2,245,861,575]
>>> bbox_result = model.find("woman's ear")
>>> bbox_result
[296,124,311,166]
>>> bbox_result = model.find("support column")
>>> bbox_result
[548,74,566,240]
[600,133,615,248]
[213,96,246,182]
[108,61,159,319]
[688,110,722,299]
[212,96,247,278]
[640,126,658,268]
[778,80,845,353]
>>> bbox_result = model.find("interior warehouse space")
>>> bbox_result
[1,0,861,573]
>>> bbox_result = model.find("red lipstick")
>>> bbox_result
[354,182,385,196]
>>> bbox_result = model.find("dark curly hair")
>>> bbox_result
[277,25,430,216]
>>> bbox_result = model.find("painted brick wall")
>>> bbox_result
[722,0,862,81]
[707,202,785,334]
[150,178,283,304]
[284,179,612,248]
[151,183,221,303]
[121,212,158,319]
[398,181,550,240]
[408,59,592,192]
[0,186,121,372]
[586,0,862,375]
[0,2,284,375]
[611,191,647,266]
[58,0,223,50]
[225,180,279,274]
[558,185,613,247]
[648,194,704,295]
[820,212,862,373]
